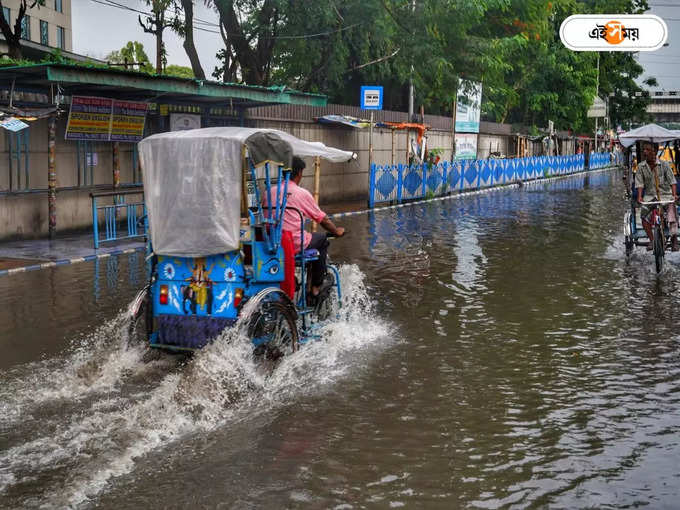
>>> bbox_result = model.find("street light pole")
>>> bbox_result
[595,52,600,153]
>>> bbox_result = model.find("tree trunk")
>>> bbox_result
[181,0,205,79]
[0,1,24,60]
[7,40,22,60]
[156,25,163,74]
[214,0,272,84]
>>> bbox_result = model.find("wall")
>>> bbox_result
[247,116,551,204]
[0,104,578,240]
[0,116,137,239]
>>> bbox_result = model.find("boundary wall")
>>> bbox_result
[0,102,587,240]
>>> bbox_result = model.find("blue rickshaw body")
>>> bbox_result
[134,127,352,353]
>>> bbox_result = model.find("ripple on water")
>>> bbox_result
[0,264,390,508]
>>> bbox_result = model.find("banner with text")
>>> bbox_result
[454,133,478,160]
[455,79,482,133]
[66,96,147,142]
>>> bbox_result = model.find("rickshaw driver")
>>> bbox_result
[636,141,679,251]
[263,156,345,301]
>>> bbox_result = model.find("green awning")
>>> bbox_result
[0,62,327,108]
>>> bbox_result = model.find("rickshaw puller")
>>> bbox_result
[263,156,345,301]
[635,141,679,251]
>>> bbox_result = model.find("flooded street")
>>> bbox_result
[2,169,680,509]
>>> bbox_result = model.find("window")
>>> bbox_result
[2,7,9,24]
[40,20,48,45]
[55,0,62,13]
[56,26,64,49]
[20,15,30,40]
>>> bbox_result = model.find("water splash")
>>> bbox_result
[0,264,391,508]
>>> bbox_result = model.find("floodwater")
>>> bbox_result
[2,168,680,509]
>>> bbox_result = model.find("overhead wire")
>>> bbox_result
[88,0,365,39]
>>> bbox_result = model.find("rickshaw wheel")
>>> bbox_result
[654,225,665,273]
[246,300,299,361]
[313,272,338,323]
[128,289,152,348]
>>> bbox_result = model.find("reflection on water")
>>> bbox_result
[2,169,680,508]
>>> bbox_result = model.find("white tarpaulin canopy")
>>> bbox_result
[618,123,678,148]
[138,127,356,258]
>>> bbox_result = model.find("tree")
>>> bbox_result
[208,0,283,85]
[165,64,194,78]
[273,0,403,106]
[171,0,206,79]
[583,0,653,129]
[0,0,45,60]
[106,41,154,73]
[200,0,655,131]
[139,0,174,74]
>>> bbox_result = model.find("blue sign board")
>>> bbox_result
[360,86,383,110]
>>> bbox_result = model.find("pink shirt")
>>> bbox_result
[262,180,326,251]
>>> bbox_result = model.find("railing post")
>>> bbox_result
[92,196,99,249]
[397,164,403,203]
[369,163,376,209]
[113,141,120,219]
[48,115,57,239]
[441,161,448,196]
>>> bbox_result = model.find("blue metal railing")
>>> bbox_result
[90,189,147,249]
[370,152,620,207]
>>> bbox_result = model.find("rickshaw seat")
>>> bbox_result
[296,249,320,264]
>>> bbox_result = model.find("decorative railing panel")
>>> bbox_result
[370,152,616,207]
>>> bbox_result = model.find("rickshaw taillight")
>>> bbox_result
[159,285,169,305]
[234,288,244,307]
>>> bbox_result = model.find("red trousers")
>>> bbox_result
[280,230,296,299]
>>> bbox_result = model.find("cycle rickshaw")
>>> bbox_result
[620,124,680,272]
[129,127,355,358]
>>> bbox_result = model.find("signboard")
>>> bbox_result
[454,133,478,160]
[0,117,29,132]
[455,79,482,133]
[587,96,607,118]
[170,113,201,131]
[65,96,112,141]
[111,100,148,141]
[65,96,147,142]
[360,86,383,110]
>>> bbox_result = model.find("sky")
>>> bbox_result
[73,0,679,91]
[637,2,680,91]
[73,0,222,76]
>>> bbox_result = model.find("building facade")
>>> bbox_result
[647,91,680,124]
[0,0,72,56]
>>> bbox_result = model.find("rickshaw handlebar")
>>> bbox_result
[639,200,676,206]
[284,206,344,246]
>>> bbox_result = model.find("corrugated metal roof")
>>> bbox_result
[0,62,327,108]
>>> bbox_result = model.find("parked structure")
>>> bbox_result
[0,63,326,240]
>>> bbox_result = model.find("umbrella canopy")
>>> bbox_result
[618,123,678,148]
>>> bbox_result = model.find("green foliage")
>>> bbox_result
[177,0,656,130]
[165,64,194,78]
[105,41,154,73]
